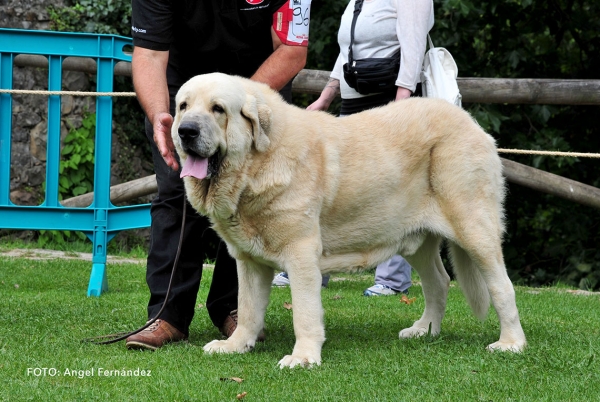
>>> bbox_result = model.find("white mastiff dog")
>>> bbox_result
[172,73,526,368]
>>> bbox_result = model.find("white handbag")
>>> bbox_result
[421,35,462,107]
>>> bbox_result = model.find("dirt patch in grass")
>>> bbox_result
[0,248,145,265]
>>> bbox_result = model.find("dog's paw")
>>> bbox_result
[399,321,441,339]
[203,339,254,354]
[278,354,321,369]
[399,326,430,339]
[486,340,526,353]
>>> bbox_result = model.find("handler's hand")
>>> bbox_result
[153,112,178,171]
[395,87,412,101]
[307,78,339,111]
[307,98,330,111]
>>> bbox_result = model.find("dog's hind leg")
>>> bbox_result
[450,240,527,352]
[204,259,273,354]
[400,235,450,338]
[444,191,527,352]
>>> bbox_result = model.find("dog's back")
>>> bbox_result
[313,99,503,254]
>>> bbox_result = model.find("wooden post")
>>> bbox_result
[502,159,600,210]
[61,175,157,207]
[14,54,131,77]
[293,69,600,105]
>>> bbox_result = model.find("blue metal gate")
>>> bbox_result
[0,28,150,296]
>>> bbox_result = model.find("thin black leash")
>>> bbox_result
[82,200,187,345]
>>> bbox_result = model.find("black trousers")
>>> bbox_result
[144,81,293,335]
[144,118,238,335]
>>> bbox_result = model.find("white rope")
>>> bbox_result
[0,88,136,97]
[498,149,600,158]
[2,88,598,158]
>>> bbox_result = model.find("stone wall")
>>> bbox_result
[0,0,55,31]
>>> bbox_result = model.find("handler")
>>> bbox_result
[126,0,311,350]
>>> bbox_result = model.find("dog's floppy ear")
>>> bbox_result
[241,94,272,152]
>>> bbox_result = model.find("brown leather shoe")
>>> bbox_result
[126,319,187,350]
[219,309,265,342]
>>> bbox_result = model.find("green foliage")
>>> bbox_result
[38,113,96,247]
[46,6,80,33]
[59,113,96,199]
[305,1,347,72]
[47,0,132,36]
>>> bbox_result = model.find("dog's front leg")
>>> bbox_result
[278,252,325,369]
[203,259,272,354]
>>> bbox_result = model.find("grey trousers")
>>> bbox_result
[374,255,412,293]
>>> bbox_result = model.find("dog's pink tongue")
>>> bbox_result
[180,155,208,180]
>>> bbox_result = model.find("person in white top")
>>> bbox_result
[308,0,434,296]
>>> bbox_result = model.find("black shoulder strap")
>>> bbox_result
[347,0,364,65]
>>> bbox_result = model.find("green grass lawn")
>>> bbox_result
[1,254,599,401]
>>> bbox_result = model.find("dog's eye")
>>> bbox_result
[212,104,224,114]
[179,102,187,111]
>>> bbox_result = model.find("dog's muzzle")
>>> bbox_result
[178,121,204,154]
[178,120,222,180]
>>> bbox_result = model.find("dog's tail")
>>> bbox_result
[447,243,490,320]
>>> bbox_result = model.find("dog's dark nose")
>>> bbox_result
[178,121,199,141]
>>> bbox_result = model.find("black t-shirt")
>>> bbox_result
[131,0,288,97]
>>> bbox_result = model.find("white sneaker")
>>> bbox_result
[363,284,399,296]
[272,272,330,288]
[272,272,290,287]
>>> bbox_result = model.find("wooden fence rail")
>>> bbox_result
[14,55,600,105]
[12,55,600,210]
[292,69,600,105]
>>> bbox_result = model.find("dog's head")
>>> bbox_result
[172,73,272,181]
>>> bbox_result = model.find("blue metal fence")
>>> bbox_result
[0,28,150,296]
